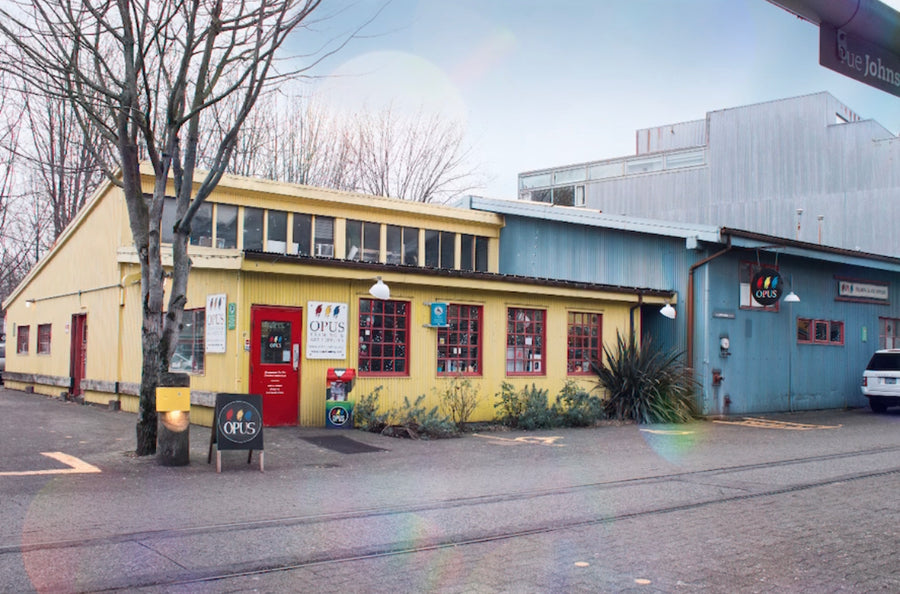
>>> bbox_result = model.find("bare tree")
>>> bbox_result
[0,0,346,455]
[22,92,108,237]
[217,96,481,203]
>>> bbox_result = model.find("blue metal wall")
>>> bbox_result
[698,251,900,414]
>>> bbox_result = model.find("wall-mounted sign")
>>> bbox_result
[838,279,889,303]
[227,302,237,330]
[205,294,227,353]
[307,301,348,359]
[820,24,900,99]
[750,268,782,306]
[430,302,448,327]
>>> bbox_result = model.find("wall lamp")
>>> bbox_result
[783,291,800,303]
[659,302,676,319]
[369,277,390,300]
[25,300,34,308]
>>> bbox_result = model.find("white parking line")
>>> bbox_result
[0,452,102,476]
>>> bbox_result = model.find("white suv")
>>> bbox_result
[861,349,900,413]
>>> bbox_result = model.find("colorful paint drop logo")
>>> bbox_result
[750,268,782,306]
[218,401,261,443]
[328,405,350,427]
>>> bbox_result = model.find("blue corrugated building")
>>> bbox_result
[459,196,900,415]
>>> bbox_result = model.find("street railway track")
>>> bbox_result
[8,444,900,592]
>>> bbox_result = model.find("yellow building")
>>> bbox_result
[2,167,673,427]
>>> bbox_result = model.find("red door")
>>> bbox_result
[250,306,302,426]
[70,314,87,397]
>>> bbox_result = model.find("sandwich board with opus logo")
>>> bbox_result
[208,393,264,473]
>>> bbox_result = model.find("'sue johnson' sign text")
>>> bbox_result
[838,280,889,303]
[820,24,900,98]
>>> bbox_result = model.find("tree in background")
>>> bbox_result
[211,95,482,203]
[0,0,349,455]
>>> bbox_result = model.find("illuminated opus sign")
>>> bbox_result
[820,24,900,98]
[751,268,782,306]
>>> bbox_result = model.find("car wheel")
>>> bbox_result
[870,397,888,413]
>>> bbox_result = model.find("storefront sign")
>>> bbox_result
[430,302,448,327]
[215,393,263,450]
[750,268,782,306]
[306,301,348,359]
[820,24,900,98]
[838,279,889,302]
[205,293,227,353]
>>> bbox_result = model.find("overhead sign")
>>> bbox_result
[820,24,900,98]
[205,293,227,353]
[306,301,348,360]
[750,268,782,306]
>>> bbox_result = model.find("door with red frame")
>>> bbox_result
[250,305,302,426]
[70,314,87,397]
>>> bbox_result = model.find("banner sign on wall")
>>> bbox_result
[430,302,448,327]
[306,301,348,359]
[205,293,227,353]
[838,279,889,303]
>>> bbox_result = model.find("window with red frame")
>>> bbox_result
[797,318,844,345]
[37,324,51,354]
[359,298,409,375]
[506,307,545,375]
[437,304,482,375]
[567,312,601,374]
[16,325,29,354]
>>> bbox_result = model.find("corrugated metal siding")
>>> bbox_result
[697,252,900,415]
[576,92,900,257]
[636,118,707,154]
[240,269,637,426]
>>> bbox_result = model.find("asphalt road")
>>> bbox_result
[2,388,900,593]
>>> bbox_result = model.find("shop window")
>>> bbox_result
[739,261,779,312]
[797,318,844,346]
[291,213,312,256]
[424,229,439,267]
[160,196,177,244]
[189,202,214,247]
[437,305,482,375]
[266,210,287,253]
[358,298,409,375]
[506,307,545,375]
[170,309,205,374]
[37,324,51,354]
[460,235,489,272]
[243,207,264,251]
[314,216,334,258]
[17,325,29,354]
[424,230,457,269]
[386,225,418,265]
[215,204,238,248]
[880,317,900,349]
[567,312,601,374]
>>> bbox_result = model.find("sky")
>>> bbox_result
[293,0,900,199]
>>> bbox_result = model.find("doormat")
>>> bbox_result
[301,435,386,454]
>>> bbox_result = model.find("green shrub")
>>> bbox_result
[354,386,389,432]
[494,382,556,429]
[395,395,457,439]
[593,331,698,424]
[437,375,481,430]
[552,380,605,427]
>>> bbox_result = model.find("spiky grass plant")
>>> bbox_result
[592,331,698,424]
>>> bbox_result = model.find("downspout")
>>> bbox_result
[686,235,732,371]
[630,292,643,336]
